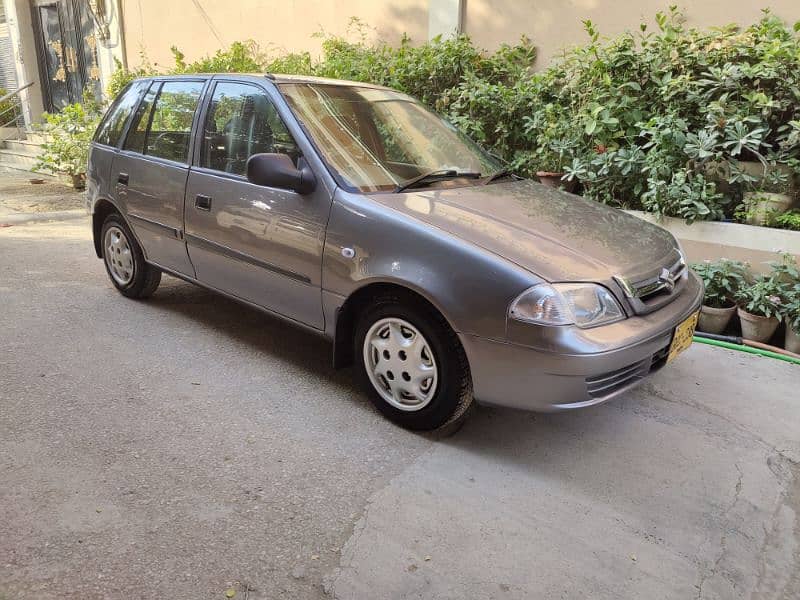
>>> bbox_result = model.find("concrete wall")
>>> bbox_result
[121,0,429,70]
[464,1,800,67]
[121,1,800,71]
[628,211,800,274]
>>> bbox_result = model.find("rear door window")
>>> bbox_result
[121,80,204,164]
[123,83,158,153]
[93,82,143,147]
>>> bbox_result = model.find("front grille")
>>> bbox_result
[614,250,688,315]
[632,257,687,302]
[586,341,671,399]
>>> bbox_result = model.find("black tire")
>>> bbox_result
[100,213,161,299]
[354,293,473,431]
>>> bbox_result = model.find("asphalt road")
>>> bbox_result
[1,218,799,600]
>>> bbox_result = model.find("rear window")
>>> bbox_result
[121,80,204,164]
[94,82,144,147]
[144,81,203,163]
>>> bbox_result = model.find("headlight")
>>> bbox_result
[675,242,687,267]
[508,283,625,328]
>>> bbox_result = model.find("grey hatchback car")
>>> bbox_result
[87,73,703,430]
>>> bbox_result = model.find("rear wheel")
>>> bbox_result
[354,295,473,431]
[101,214,161,298]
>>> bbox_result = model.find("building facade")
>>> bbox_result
[0,0,123,128]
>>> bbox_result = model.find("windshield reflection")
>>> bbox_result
[279,83,501,192]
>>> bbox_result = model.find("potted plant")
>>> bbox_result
[691,259,750,334]
[33,102,100,190]
[783,292,800,353]
[770,253,800,353]
[774,210,800,231]
[535,143,570,189]
[736,276,783,343]
[741,167,795,226]
[532,130,579,191]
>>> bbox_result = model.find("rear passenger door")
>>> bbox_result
[88,81,147,206]
[111,79,206,276]
[184,80,330,329]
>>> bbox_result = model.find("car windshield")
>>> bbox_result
[278,82,502,192]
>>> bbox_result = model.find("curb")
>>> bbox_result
[0,210,88,226]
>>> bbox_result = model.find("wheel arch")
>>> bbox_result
[332,280,458,369]
[91,198,124,258]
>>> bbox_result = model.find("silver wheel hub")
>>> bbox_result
[104,226,134,286]
[363,317,438,411]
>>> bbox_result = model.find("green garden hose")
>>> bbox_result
[693,335,800,365]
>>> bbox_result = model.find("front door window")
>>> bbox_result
[199,82,301,175]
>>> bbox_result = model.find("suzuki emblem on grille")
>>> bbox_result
[659,267,676,292]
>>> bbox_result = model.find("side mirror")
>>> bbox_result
[246,153,316,194]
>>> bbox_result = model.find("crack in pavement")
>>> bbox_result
[643,383,799,466]
[644,384,799,600]
[696,462,744,599]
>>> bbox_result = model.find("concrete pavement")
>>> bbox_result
[1,219,798,600]
[0,168,86,225]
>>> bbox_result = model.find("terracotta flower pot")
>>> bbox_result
[697,304,736,334]
[71,173,86,190]
[536,171,565,188]
[785,321,800,354]
[536,171,578,193]
[743,191,793,226]
[737,307,780,343]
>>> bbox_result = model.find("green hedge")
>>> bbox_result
[90,12,800,227]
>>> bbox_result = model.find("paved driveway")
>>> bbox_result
[1,219,798,600]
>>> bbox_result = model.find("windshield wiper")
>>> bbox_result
[394,169,482,193]
[483,168,515,185]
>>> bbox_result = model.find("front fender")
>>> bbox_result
[322,189,540,340]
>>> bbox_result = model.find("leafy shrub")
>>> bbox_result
[106,55,158,99]
[774,210,800,230]
[49,8,800,213]
[98,25,536,175]
[736,275,784,318]
[516,9,800,221]
[691,259,750,308]
[304,20,536,107]
[34,99,102,177]
[171,40,267,74]
[784,293,800,334]
[770,253,800,331]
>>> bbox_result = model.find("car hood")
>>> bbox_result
[368,179,678,283]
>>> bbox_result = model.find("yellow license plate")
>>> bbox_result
[667,311,699,363]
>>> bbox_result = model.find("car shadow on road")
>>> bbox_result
[449,397,647,468]
[144,275,363,394]
[144,275,646,451]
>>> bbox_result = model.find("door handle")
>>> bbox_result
[117,172,129,185]
[195,194,212,211]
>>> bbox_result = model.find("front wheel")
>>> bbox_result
[354,295,473,431]
[100,214,161,298]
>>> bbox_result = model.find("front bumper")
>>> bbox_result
[460,272,703,411]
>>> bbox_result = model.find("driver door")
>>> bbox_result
[184,80,330,329]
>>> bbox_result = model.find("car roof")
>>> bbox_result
[134,73,394,91]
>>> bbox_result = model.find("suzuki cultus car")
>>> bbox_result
[87,74,702,430]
